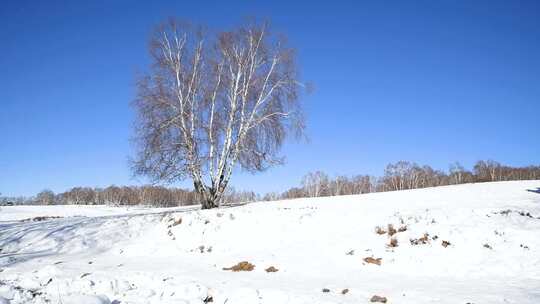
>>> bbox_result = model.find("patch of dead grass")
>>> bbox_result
[222,261,255,272]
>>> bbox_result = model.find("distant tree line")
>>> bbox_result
[2,160,539,207]
[26,186,197,207]
[263,160,540,200]
[2,185,259,207]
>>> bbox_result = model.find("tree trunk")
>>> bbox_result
[194,181,219,209]
[201,198,218,209]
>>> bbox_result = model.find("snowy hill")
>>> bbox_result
[1,181,540,304]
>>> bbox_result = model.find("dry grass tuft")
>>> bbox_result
[375,226,387,235]
[167,217,182,228]
[410,233,430,245]
[223,261,255,272]
[363,257,382,265]
[265,266,279,273]
[387,224,397,236]
[23,216,62,222]
[370,295,388,303]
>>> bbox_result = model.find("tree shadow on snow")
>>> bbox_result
[0,205,204,268]
[527,187,540,194]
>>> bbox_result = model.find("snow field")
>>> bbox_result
[1,181,539,303]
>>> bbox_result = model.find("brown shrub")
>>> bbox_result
[363,257,382,265]
[388,237,398,248]
[265,266,279,273]
[442,240,451,248]
[223,261,255,272]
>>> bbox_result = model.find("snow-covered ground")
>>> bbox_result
[1,181,540,304]
[0,205,194,222]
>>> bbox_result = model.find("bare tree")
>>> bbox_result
[302,171,329,197]
[474,160,502,182]
[36,189,55,205]
[133,19,305,209]
[449,162,471,185]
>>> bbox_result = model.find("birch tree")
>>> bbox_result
[133,19,305,209]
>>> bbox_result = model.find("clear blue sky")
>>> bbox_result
[1,1,539,197]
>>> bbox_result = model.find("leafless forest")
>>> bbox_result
[2,160,539,207]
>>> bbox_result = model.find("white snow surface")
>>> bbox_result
[1,181,540,303]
